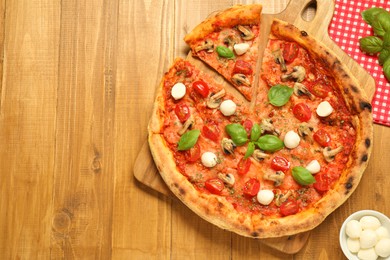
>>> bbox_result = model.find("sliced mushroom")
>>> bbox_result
[323,146,344,162]
[194,39,214,53]
[263,171,285,186]
[218,173,235,187]
[281,66,306,82]
[275,190,292,206]
[272,48,287,72]
[298,123,314,143]
[237,25,254,40]
[223,35,240,50]
[221,138,236,155]
[252,149,269,161]
[232,74,251,87]
[260,118,280,136]
[294,82,314,100]
[206,89,226,109]
[178,115,195,135]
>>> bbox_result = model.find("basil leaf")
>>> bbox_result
[250,123,261,142]
[362,7,388,25]
[225,124,248,146]
[244,142,255,159]
[216,46,235,59]
[292,166,316,185]
[256,135,284,152]
[372,12,390,37]
[177,129,200,151]
[359,36,383,54]
[268,85,293,107]
[379,49,390,65]
[383,58,390,82]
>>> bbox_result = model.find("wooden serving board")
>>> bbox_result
[134,0,376,254]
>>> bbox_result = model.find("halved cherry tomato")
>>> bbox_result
[292,103,311,122]
[242,119,253,136]
[202,123,220,142]
[184,143,201,162]
[282,42,299,63]
[174,103,190,123]
[313,129,331,147]
[243,178,260,197]
[205,178,225,195]
[313,173,331,193]
[279,200,299,216]
[237,157,251,175]
[271,156,290,172]
[192,80,209,98]
[233,60,253,75]
[310,83,332,98]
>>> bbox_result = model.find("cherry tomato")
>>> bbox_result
[313,173,332,193]
[292,103,311,122]
[192,80,209,98]
[282,42,299,63]
[271,156,290,172]
[174,103,190,123]
[242,119,253,136]
[237,157,251,175]
[243,178,260,197]
[233,60,253,75]
[279,200,299,216]
[184,143,201,162]
[205,178,225,195]
[313,129,331,147]
[310,83,332,98]
[202,123,220,142]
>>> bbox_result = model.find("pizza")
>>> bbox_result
[148,4,373,239]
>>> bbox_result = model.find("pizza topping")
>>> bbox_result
[242,119,254,136]
[275,190,292,206]
[201,151,218,168]
[293,82,314,100]
[233,60,253,75]
[305,160,321,174]
[316,101,334,117]
[271,156,291,172]
[220,99,237,116]
[174,103,191,123]
[194,39,214,53]
[225,124,248,146]
[223,35,240,50]
[272,48,287,72]
[171,82,187,100]
[257,135,284,152]
[237,157,251,175]
[206,89,226,108]
[217,173,235,187]
[177,128,200,150]
[263,170,285,186]
[216,45,235,59]
[281,65,306,82]
[313,129,331,147]
[252,149,269,161]
[279,200,299,216]
[260,118,280,136]
[192,80,210,98]
[297,123,314,143]
[243,178,260,197]
[205,178,224,194]
[282,42,299,63]
[292,103,312,122]
[292,166,316,185]
[232,73,251,86]
[257,189,274,205]
[234,43,250,55]
[184,143,201,162]
[221,138,236,155]
[323,146,344,162]
[268,85,294,107]
[202,123,220,142]
[178,115,195,135]
[284,130,301,149]
[237,25,254,40]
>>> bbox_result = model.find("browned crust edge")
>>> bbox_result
[184,4,262,45]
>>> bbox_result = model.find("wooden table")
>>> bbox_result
[0,0,389,259]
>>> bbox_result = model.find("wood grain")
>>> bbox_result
[0,0,388,259]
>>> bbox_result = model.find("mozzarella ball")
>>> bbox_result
[360,216,381,230]
[257,190,274,206]
[360,229,378,249]
[316,101,333,117]
[375,238,390,257]
[284,130,300,149]
[171,82,186,100]
[201,152,218,168]
[220,100,237,116]
[346,237,360,253]
[376,226,390,239]
[346,220,362,239]
[234,43,250,55]
[305,160,321,174]
[357,248,378,260]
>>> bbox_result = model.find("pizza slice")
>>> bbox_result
[184,4,262,101]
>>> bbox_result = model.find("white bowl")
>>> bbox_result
[340,210,390,260]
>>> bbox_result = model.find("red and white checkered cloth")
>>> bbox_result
[329,0,390,126]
